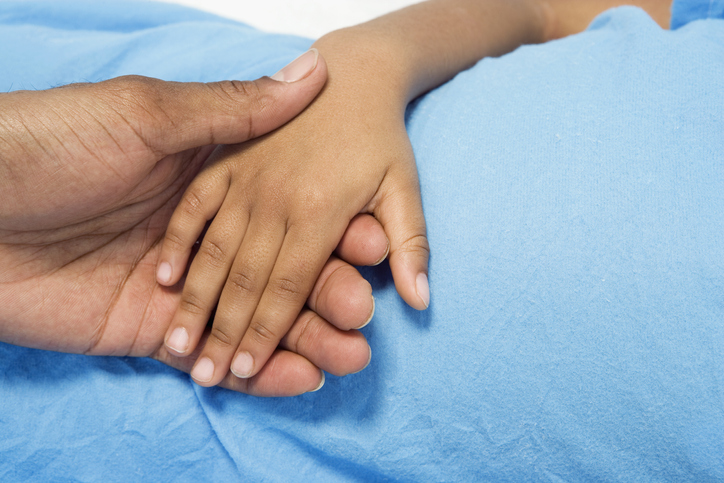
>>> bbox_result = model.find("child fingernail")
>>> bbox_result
[271,49,319,83]
[157,262,172,284]
[191,357,214,383]
[231,351,254,379]
[166,327,189,354]
[416,273,430,309]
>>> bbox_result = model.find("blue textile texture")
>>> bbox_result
[1,1,722,481]
[672,0,724,28]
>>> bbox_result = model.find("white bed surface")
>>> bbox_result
[156,0,421,38]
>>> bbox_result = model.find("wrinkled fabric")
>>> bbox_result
[1,1,723,481]
[671,0,724,28]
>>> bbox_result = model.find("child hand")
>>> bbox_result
[157,43,430,387]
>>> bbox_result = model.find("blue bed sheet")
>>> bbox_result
[1,1,723,480]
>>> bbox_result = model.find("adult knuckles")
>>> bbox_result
[205,79,273,140]
[281,309,319,355]
[93,76,274,139]
[207,79,263,105]
[99,75,165,114]
[94,76,175,144]
[97,76,275,143]
[102,75,159,97]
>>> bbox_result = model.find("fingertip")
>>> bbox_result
[230,351,254,379]
[222,350,321,397]
[308,371,325,393]
[389,254,430,311]
[356,296,375,329]
[371,239,390,266]
[308,256,375,331]
[335,214,388,266]
[415,272,430,310]
[165,326,190,355]
[350,345,372,375]
[372,183,430,310]
[156,261,173,285]
[270,48,319,83]
[190,357,215,385]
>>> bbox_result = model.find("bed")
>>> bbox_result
[1,0,723,480]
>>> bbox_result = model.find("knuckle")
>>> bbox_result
[248,319,278,346]
[207,80,270,140]
[268,276,305,302]
[226,269,257,295]
[163,229,187,252]
[180,188,205,219]
[397,233,431,257]
[292,311,322,354]
[104,75,159,109]
[220,79,262,100]
[179,291,207,317]
[296,185,330,213]
[197,238,228,269]
[98,75,173,149]
[208,324,234,349]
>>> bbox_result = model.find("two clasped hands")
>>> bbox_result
[0,0,671,397]
[0,46,430,397]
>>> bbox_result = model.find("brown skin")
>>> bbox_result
[0,0,672,395]
[156,0,673,386]
[544,0,671,39]
[0,71,387,397]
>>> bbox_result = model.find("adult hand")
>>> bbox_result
[0,54,387,396]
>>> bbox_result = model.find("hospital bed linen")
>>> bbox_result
[1,0,723,480]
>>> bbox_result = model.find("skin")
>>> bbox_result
[157,0,671,387]
[0,65,388,397]
[0,0,672,395]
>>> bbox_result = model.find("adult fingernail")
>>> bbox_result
[357,296,375,329]
[351,346,372,374]
[157,262,172,284]
[166,327,189,354]
[416,272,430,309]
[271,49,318,82]
[310,372,325,392]
[231,351,254,379]
[372,239,390,266]
[191,357,214,383]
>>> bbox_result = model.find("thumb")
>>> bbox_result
[374,163,431,311]
[105,49,327,155]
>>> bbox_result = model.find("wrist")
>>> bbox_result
[536,1,560,42]
[315,0,552,104]
[312,27,412,110]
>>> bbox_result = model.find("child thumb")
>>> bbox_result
[374,168,431,311]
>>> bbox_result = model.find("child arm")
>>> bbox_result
[157,0,671,387]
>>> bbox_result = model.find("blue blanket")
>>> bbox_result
[1,1,723,480]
